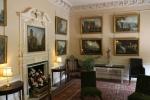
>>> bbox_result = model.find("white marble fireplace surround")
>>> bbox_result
[18,8,51,100]
[22,54,49,100]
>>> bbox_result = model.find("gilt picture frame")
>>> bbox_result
[114,38,139,56]
[0,35,7,64]
[0,0,7,26]
[81,16,103,34]
[27,25,45,52]
[56,40,67,56]
[55,16,67,35]
[80,38,102,55]
[113,14,140,33]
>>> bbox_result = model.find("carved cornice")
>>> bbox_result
[17,8,50,26]
[22,8,50,21]
[48,0,71,10]
[72,0,150,11]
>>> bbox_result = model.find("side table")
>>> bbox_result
[0,81,24,100]
[51,67,66,86]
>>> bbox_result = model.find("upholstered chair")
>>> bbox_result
[65,55,81,80]
[128,75,150,100]
[129,58,145,83]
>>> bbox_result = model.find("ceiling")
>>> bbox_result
[51,0,150,11]
[68,0,122,6]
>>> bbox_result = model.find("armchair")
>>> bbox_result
[65,55,81,80]
[128,75,150,100]
[81,71,102,100]
[129,58,145,83]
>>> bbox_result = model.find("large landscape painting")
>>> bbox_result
[0,35,7,64]
[114,38,139,56]
[114,14,139,33]
[55,16,67,35]
[56,40,67,55]
[0,0,6,26]
[81,16,102,34]
[81,38,102,55]
[27,26,45,52]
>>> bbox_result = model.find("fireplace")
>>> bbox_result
[27,61,48,97]
[19,8,51,100]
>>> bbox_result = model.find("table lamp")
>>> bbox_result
[57,57,62,63]
[2,67,12,87]
[57,57,62,67]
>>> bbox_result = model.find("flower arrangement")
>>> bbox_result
[28,68,47,89]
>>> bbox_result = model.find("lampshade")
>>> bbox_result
[3,67,12,77]
[57,57,62,63]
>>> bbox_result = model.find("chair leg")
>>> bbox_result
[99,95,103,100]
[67,73,70,81]
[80,95,84,100]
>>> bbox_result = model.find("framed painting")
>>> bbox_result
[56,40,67,55]
[114,38,139,56]
[0,0,7,26]
[0,35,7,64]
[114,14,140,33]
[81,16,103,34]
[55,16,67,35]
[80,38,102,55]
[27,25,45,52]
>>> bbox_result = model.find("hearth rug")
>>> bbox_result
[53,79,136,100]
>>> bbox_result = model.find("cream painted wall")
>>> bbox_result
[0,0,149,99]
[0,0,70,99]
[69,6,150,79]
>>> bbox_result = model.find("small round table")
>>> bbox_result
[0,81,24,100]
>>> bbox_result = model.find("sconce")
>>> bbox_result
[2,67,13,87]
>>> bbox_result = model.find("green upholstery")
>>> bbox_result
[81,71,102,100]
[128,75,150,100]
[82,87,101,96]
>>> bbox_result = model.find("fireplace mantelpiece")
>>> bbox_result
[18,8,51,100]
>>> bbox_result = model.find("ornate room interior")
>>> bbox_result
[0,0,150,100]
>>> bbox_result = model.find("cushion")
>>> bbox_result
[128,92,150,100]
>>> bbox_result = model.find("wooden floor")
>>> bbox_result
[29,78,135,100]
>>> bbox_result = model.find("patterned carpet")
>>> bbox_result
[52,79,136,100]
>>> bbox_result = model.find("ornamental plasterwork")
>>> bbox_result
[48,0,71,10]
[18,8,50,56]
[18,8,51,99]
[19,8,50,26]
[72,0,150,11]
